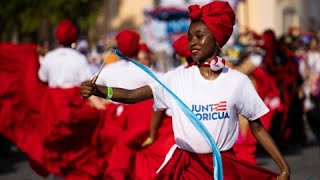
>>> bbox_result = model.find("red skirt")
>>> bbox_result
[133,115,175,180]
[155,148,279,180]
[104,100,154,179]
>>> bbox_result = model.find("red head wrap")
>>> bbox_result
[116,30,140,57]
[139,43,150,53]
[262,30,276,52]
[173,35,191,58]
[54,19,78,45]
[188,1,235,48]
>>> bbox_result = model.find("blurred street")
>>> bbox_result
[257,144,320,180]
[0,150,44,180]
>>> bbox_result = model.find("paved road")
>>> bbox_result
[0,152,44,180]
[0,143,319,180]
[257,144,320,180]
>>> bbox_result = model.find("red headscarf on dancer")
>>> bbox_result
[139,43,150,53]
[173,35,191,59]
[262,30,276,52]
[54,19,78,45]
[116,30,140,57]
[188,1,235,48]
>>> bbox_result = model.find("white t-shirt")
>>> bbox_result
[149,66,269,153]
[38,48,92,88]
[96,60,157,89]
[307,51,320,74]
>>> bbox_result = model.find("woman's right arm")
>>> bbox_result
[80,80,153,104]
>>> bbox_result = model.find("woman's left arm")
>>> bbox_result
[249,119,290,179]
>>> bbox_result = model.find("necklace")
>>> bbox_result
[187,57,226,72]
[204,72,209,78]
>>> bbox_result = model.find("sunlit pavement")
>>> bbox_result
[257,143,320,180]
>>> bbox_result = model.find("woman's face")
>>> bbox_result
[188,21,216,62]
[138,50,151,66]
[309,38,318,50]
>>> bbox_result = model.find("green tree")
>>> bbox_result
[0,0,103,43]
